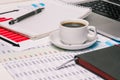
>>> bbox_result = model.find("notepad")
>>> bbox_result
[75,45,120,80]
[0,0,91,39]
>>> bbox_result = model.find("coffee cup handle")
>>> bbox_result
[87,26,97,41]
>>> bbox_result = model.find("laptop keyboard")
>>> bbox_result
[109,0,120,5]
[77,1,120,21]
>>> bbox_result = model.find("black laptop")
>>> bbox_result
[77,0,120,41]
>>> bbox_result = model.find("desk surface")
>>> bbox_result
[0,0,119,80]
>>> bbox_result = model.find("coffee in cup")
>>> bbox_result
[59,19,97,45]
[62,22,85,28]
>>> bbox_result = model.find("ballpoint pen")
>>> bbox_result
[9,8,44,25]
[56,58,77,70]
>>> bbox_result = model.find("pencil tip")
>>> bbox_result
[56,67,62,70]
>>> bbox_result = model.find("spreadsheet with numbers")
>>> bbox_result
[0,34,119,80]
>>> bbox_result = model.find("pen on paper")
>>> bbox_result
[9,8,44,25]
[56,58,77,70]
[0,36,20,47]
[0,9,19,15]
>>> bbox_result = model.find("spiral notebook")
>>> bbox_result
[0,0,91,40]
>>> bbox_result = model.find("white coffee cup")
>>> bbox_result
[59,19,97,45]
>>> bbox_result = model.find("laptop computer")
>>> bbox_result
[77,0,120,41]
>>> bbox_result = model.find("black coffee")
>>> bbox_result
[62,22,85,28]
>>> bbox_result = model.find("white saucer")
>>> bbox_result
[49,30,98,50]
